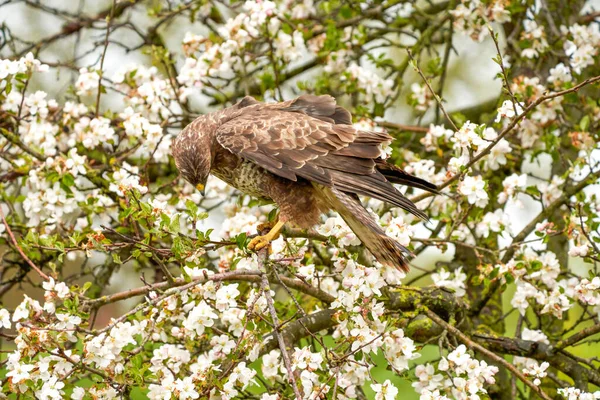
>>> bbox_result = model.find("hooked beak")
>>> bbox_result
[196,183,205,196]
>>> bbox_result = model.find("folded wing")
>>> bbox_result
[216,95,434,219]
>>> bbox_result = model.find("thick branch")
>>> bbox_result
[556,323,600,350]
[85,269,334,308]
[262,309,336,355]
[261,286,464,353]
[473,333,600,389]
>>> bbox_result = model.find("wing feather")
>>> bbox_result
[215,99,429,218]
[280,94,353,125]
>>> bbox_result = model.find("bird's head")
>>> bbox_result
[172,126,213,195]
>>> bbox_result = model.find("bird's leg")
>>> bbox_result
[248,220,285,251]
[256,219,277,232]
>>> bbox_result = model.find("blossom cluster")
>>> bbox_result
[413,345,499,400]
[450,0,510,42]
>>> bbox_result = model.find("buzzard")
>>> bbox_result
[172,95,437,271]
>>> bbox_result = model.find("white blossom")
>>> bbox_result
[183,300,218,336]
[548,63,573,87]
[432,267,467,297]
[0,309,10,329]
[458,175,488,207]
[75,68,100,96]
[371,380,399,400]
[495,100,524,123]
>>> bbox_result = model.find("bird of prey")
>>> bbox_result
[172,95,437,271]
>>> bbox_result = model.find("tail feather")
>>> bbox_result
[315,185,411,272]
[328,170,428,221]
[375,160,439,194]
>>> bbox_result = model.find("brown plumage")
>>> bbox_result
[172,94,438,271]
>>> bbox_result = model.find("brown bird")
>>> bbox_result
[172,95,437,271]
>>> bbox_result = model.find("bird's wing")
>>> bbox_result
[215,96,427,219]
[231,94,352,125]
[277,94,353,125]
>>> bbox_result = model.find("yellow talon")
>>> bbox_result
[247,235,272,251]
[248,220,285,251]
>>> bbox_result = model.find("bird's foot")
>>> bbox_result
[247,235,273,251]
[247,220,285,252]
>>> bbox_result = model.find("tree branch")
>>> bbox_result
[0,206,49,281]
[16,1,140,57]
[84,269,334,309]
[259,249,303,400]
[410,73,600,204]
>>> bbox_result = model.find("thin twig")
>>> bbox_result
[407,49,459,132]
[378,121,429,133]
[410,73,600,203]
[259,250,303,400]
[0,206,49,280]
[95,0,116,117]
[84,268,334,308]
[487,25,520,116]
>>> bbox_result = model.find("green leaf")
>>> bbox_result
[111,253,122,265]
[140,201,152,215]
[373,103,384,117]
[160,212,171,228]
[14,72,28,82]
[236,232,247,250]
[452,113,466,127]
[268,208,278,222]
[426,57,442,75]
[505,273,515,284]
[339,5,353,18]
[82,281,92,293]
[580,115,590,131]
[185,199,199,216]
[525,186,541,197]
[169,213,181,233]
[531,260,543,271]
[61,173,75,187]
[489,268,499,279]
[260,73,275,91]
